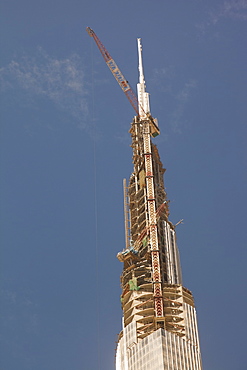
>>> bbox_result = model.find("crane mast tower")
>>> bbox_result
[87,27,203,370]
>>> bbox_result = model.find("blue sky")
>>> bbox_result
[0,1,247,369]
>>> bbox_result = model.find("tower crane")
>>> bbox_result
[86,27,160,137]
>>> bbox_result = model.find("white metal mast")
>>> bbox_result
[137,38,150,119]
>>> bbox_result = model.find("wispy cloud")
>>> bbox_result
[0,287,39,332]
[0,286,39,366]
[151,68,197,134]
[196,0,247,35]
[151,66,175,93]
[169,80,197,134]
[210,0,247,23]
[0,48,89,130]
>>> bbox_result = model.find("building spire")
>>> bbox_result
[137,38,150,118]
[137,38,145,84]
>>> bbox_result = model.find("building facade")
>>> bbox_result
[115,40,203,370]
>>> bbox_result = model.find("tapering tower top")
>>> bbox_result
[137,38,150,119]
[137,38,145,84]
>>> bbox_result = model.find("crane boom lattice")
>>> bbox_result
[86,27,139,115]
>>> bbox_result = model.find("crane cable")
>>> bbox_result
[90,38,101,370]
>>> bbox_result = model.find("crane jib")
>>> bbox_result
[106,59,130,93]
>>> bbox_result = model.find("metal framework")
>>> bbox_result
[142,120,164,318]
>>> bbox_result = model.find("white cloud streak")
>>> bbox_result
[151,68,197,134]
[170,80,197,134]
[210,0,247,23]
[0,48,89,129]
[0,286,39,366]
[196,0,247,35]
[151,66,175,93]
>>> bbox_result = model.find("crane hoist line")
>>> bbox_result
[86,27,160,137]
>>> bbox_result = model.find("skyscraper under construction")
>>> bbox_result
[87,28,203,370]
[115,44,203,370]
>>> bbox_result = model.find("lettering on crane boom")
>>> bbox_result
[107,59,130,92]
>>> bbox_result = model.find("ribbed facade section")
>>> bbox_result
[163,221,182,285]
[116,308,202,370]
